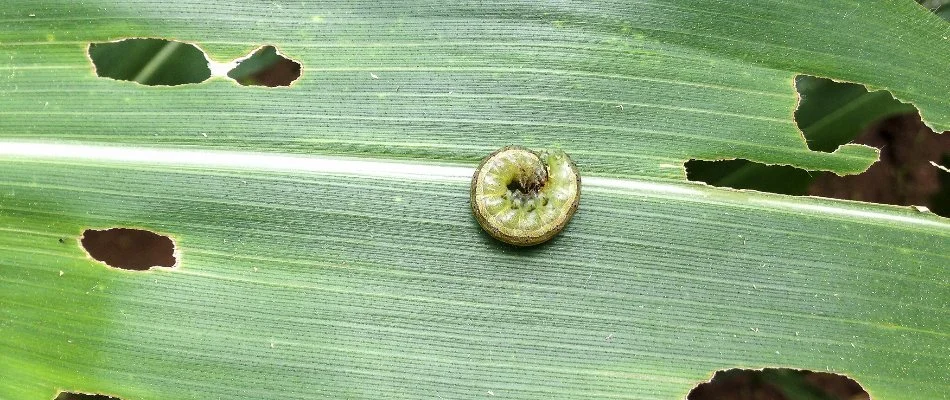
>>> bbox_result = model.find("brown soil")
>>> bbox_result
[809,114,950,213]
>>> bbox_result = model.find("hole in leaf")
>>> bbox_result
[686,113,950,217]
[88,38,211,86]
[930,154,950,217]
[688,368,870,400]
[685,159,815,196]
[80,228,177,271]
[687,75,950,217]
[54,392,121,400]
[807,114,950,215]
[795,75,915,153]
[227,46,301,87]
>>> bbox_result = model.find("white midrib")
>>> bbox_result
[0,141,946,229]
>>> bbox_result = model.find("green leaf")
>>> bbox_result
[1,2,948,400]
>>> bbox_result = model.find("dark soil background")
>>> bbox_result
[809,114,950,216]
[689,369,870,400]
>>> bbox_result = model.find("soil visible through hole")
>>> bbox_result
[79,228,177,271]
[808,114,950,212]
[55,392,121,400]
[688,368,870,400]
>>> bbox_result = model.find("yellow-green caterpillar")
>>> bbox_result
[470,146,580,246]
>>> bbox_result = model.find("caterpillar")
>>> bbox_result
[470,146,580,246]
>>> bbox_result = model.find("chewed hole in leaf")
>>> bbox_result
[794,75,915,153]
[80,228,177,271]
[688,74,949,216]
[88,38,211,86]
[685,159,815,196]
[685,112,950,217]
[54,392,122,400]
[227,46,301,87]
[688,368,869,400]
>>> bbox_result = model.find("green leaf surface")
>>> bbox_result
[1,1,948,400]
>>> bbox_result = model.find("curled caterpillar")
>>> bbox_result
[470,146,580,246]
